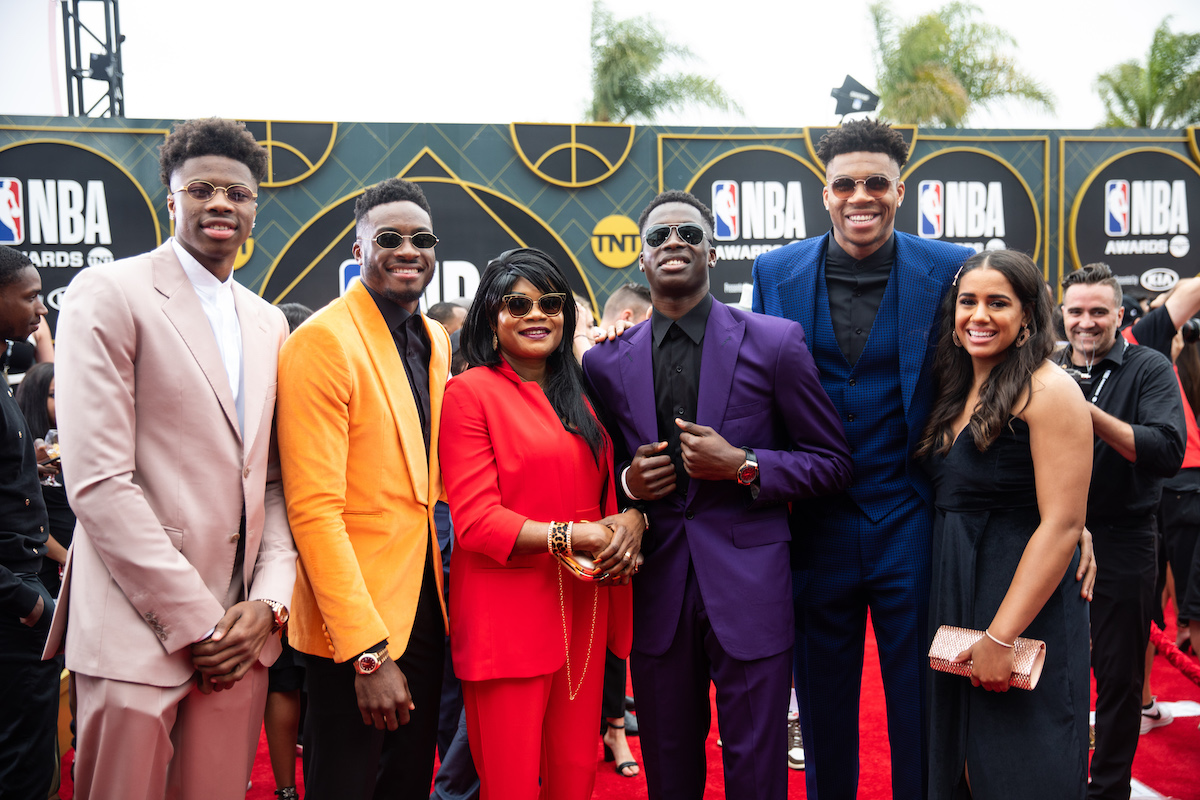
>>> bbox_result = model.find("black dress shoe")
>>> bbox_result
[624,709,639,736]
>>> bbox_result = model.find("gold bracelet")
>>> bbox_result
[984,628,1014,648]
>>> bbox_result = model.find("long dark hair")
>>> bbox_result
[460,248,607,461]
[916,250,1054,458]
[15,362,54,438]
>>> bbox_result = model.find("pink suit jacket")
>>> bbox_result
[42,242,297,688]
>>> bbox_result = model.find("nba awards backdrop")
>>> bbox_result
[1,116,1198,331]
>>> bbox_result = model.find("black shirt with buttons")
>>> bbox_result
[650,294,711,494]
[824,232,896,366]
[0,359,51,618]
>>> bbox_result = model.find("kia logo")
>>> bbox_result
[1141,268,1179,292]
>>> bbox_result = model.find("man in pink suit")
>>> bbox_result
[43,118,296,800]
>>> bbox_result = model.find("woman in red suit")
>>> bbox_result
[440,248,643,800]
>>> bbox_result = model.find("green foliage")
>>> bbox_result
[587,1,741,123]
[1096,18,1200,128]
[871,1,1054,127]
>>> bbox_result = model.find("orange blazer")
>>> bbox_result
[439,361,632,682]
[278,281,451,663]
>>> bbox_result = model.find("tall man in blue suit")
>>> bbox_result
[584,190,853,800]
[752,120,973,800]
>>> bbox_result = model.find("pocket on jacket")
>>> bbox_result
[163,526,184,551]
[731,518,790,549]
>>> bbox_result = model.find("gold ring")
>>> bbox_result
[623,550,632,561]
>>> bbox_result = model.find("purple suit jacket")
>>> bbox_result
[583,298,852,660]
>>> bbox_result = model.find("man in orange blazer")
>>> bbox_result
[43,118,296,800]
[278,178,451,800]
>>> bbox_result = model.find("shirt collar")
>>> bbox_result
[1062,336,1128,369]
[361,281,418,332]
[171,238,235,296]
[651,294,712,348]
[825,230,896,271]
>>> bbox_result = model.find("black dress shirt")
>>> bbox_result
[1054,338,1187,528]
[363,284,432,455]
[651,294,712,494]
[824,232,896,366]
[0,358,50,618]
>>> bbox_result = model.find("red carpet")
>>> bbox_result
[56,614,1200,799]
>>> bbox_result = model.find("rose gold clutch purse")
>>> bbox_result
[556,551,601,581]
[928,625,1047,690]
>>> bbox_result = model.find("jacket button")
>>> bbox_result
[847,413,856,422]
[685,509,695,520]
[848,379,856,386]
[328,644,336,653]
[25,498,30,506]
[243,466,251,478]
[229,533,241,543]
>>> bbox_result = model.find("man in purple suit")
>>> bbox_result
[582,191,853,800]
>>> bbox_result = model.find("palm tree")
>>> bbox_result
[586,1,741,123]
[870,2,1054,127]
[1096,18,1200,128]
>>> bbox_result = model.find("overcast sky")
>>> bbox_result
[5,0,1200,129]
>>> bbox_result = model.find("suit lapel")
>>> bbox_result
[345,283,429,505]
[234,285,270,455]
[154,244,241,439]
[777,235,826,347]
[691,301,744,503]
[894,234,946,417]
[618,322,658,446]
[424,315,450,503]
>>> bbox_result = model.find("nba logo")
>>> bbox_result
[918,181,943,239]
[712,181,738,241]
[340,259,361,295]
[1105,180,1129,237]
[0,178,23,245]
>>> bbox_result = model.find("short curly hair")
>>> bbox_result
[355,178,433,227]
[0,245,34,288]
[158,118,268,186]
[636,190,715,239]
[815,119,909,171]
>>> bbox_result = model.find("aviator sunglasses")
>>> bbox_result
[500,292,567,318]
[172,181,258,204]
[371,231,439,249]
[643,223,707,248]
[827,175,900,199]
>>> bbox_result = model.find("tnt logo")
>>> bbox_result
[919,181,943,239]
[712,181,738,241]
[590,215,640,269]
[1106,180,1130,237]
[0,178,23,245]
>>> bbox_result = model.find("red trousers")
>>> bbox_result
[462,584,608,800]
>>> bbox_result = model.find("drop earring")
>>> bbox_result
[952,331,963,347]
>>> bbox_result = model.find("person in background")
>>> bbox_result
[0,244,57,800]
[264,302,313,800]
[15,362,72,596]
[428,301,468,335]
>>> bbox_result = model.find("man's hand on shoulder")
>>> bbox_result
[355,659,414,731]
[190,600,275,692]
[676,419,744,482]
[590,318,638,345]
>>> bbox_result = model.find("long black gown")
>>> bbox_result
[926,418,1090,800]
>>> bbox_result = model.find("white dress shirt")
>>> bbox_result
[171,238,244,433]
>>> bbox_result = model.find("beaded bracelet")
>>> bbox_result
[984,629,1014,648]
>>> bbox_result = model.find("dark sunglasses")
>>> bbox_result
[643,223,706,248]
[500,292,567,317]
[372,231,439,249]
[172,180,257,204]
[827,175,899,199]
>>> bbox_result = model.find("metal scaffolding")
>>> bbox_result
[61,0,125,117]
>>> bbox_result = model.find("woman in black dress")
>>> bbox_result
[916,250,1092,799]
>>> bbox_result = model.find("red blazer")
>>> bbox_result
[440,360,632,682]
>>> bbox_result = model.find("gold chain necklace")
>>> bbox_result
[556,562,599,701]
